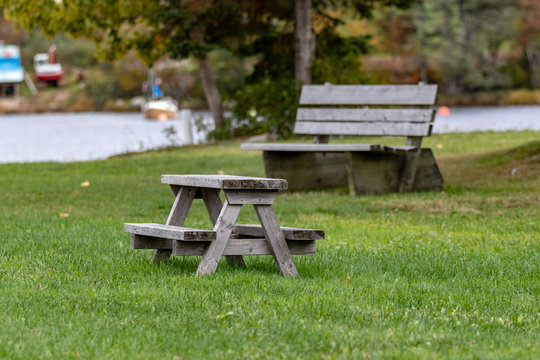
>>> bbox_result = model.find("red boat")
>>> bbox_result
[34,45,64,86]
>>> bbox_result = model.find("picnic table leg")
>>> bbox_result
[196,200,242,275]
[201,188,246,267]
[152,185,196,262]
[254,205,298,277]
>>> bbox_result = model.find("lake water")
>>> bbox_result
[1,106,539,163]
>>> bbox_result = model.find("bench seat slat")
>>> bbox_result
[124,223,216,241]
[241,143,418,153]
[173,239,316,256]
[242,143,378,152]
[294,121,432,137]
[297,108,435,122]
[233,224,324,240]
[299,84,438,105]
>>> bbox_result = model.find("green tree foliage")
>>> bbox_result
[2,0,414,137]
[408,0,522,93]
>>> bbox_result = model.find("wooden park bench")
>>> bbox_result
[124,175,324,276]
[241,84,444,194]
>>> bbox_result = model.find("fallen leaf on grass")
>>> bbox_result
[215,311,234,320]
[59,213,69,217]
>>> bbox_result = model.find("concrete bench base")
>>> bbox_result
[262,148,444,194]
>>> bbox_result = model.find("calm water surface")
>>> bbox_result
[1,106,539,163]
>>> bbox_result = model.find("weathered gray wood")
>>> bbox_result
[294,121,433,137]
[299,84,438,105]
[240,83,443,195]
[162,174,287,190]
[242,143,377,152]
[131,234,173,250]
[232,224,324,241]
[201,188,245,267]
[196,201,242,275]
[152,186,197,261]
[174,239,316,256]
[166,186,197,226]
[297,108,435,122]
[224,190,277,205]
[242,143,419,153]
[399,137,423,192]
[255,205,298,277]
[125,223,216,241]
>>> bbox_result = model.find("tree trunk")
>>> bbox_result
[198,53,224,128]
[294,0,314,88]
[526,43,540,89]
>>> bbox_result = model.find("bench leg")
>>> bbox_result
[197,201,242,275]
[201,188,246,267]
[399,137,423,192]
[152,185,197,262]
[254,205,298,277]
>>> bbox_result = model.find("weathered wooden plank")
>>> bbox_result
[233,224,324,241]
[131,234,173,250]
[124,223,216,241]
[173,239,317,256]
[296,108,435,122]
[241,143,378,152]
[242,143,418,153]
[201,188,246,267]
[299,84,438,105]
[224,190,277,205]
[196,201,242,275]
[161,174,287,190]
[294,121,432,137]
[255,205,298,277]
[166,186,196,226]
[152,185,197,261]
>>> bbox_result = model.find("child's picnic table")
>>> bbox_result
[125,174,324,276]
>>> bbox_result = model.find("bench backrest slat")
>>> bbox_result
[296,108,435,123]
[294,84,438,138]
[299,84,438,105]
[294,121,432,137]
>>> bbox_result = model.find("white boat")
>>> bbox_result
[142,98,178,121]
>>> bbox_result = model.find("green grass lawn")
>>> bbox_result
[1,132,539,359]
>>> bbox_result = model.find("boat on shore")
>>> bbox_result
[34,45,64,87]
[142,97,178,121]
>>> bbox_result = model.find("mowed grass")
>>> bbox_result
[0,132,538,359]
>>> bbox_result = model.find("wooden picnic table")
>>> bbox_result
[124,175,324,276]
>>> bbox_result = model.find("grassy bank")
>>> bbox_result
[0,132,539,359]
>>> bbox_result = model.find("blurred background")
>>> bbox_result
[1,1,539,161]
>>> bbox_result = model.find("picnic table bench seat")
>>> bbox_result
[126,222,323,255]
[125,174,324,276]
[241,83,445,194]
